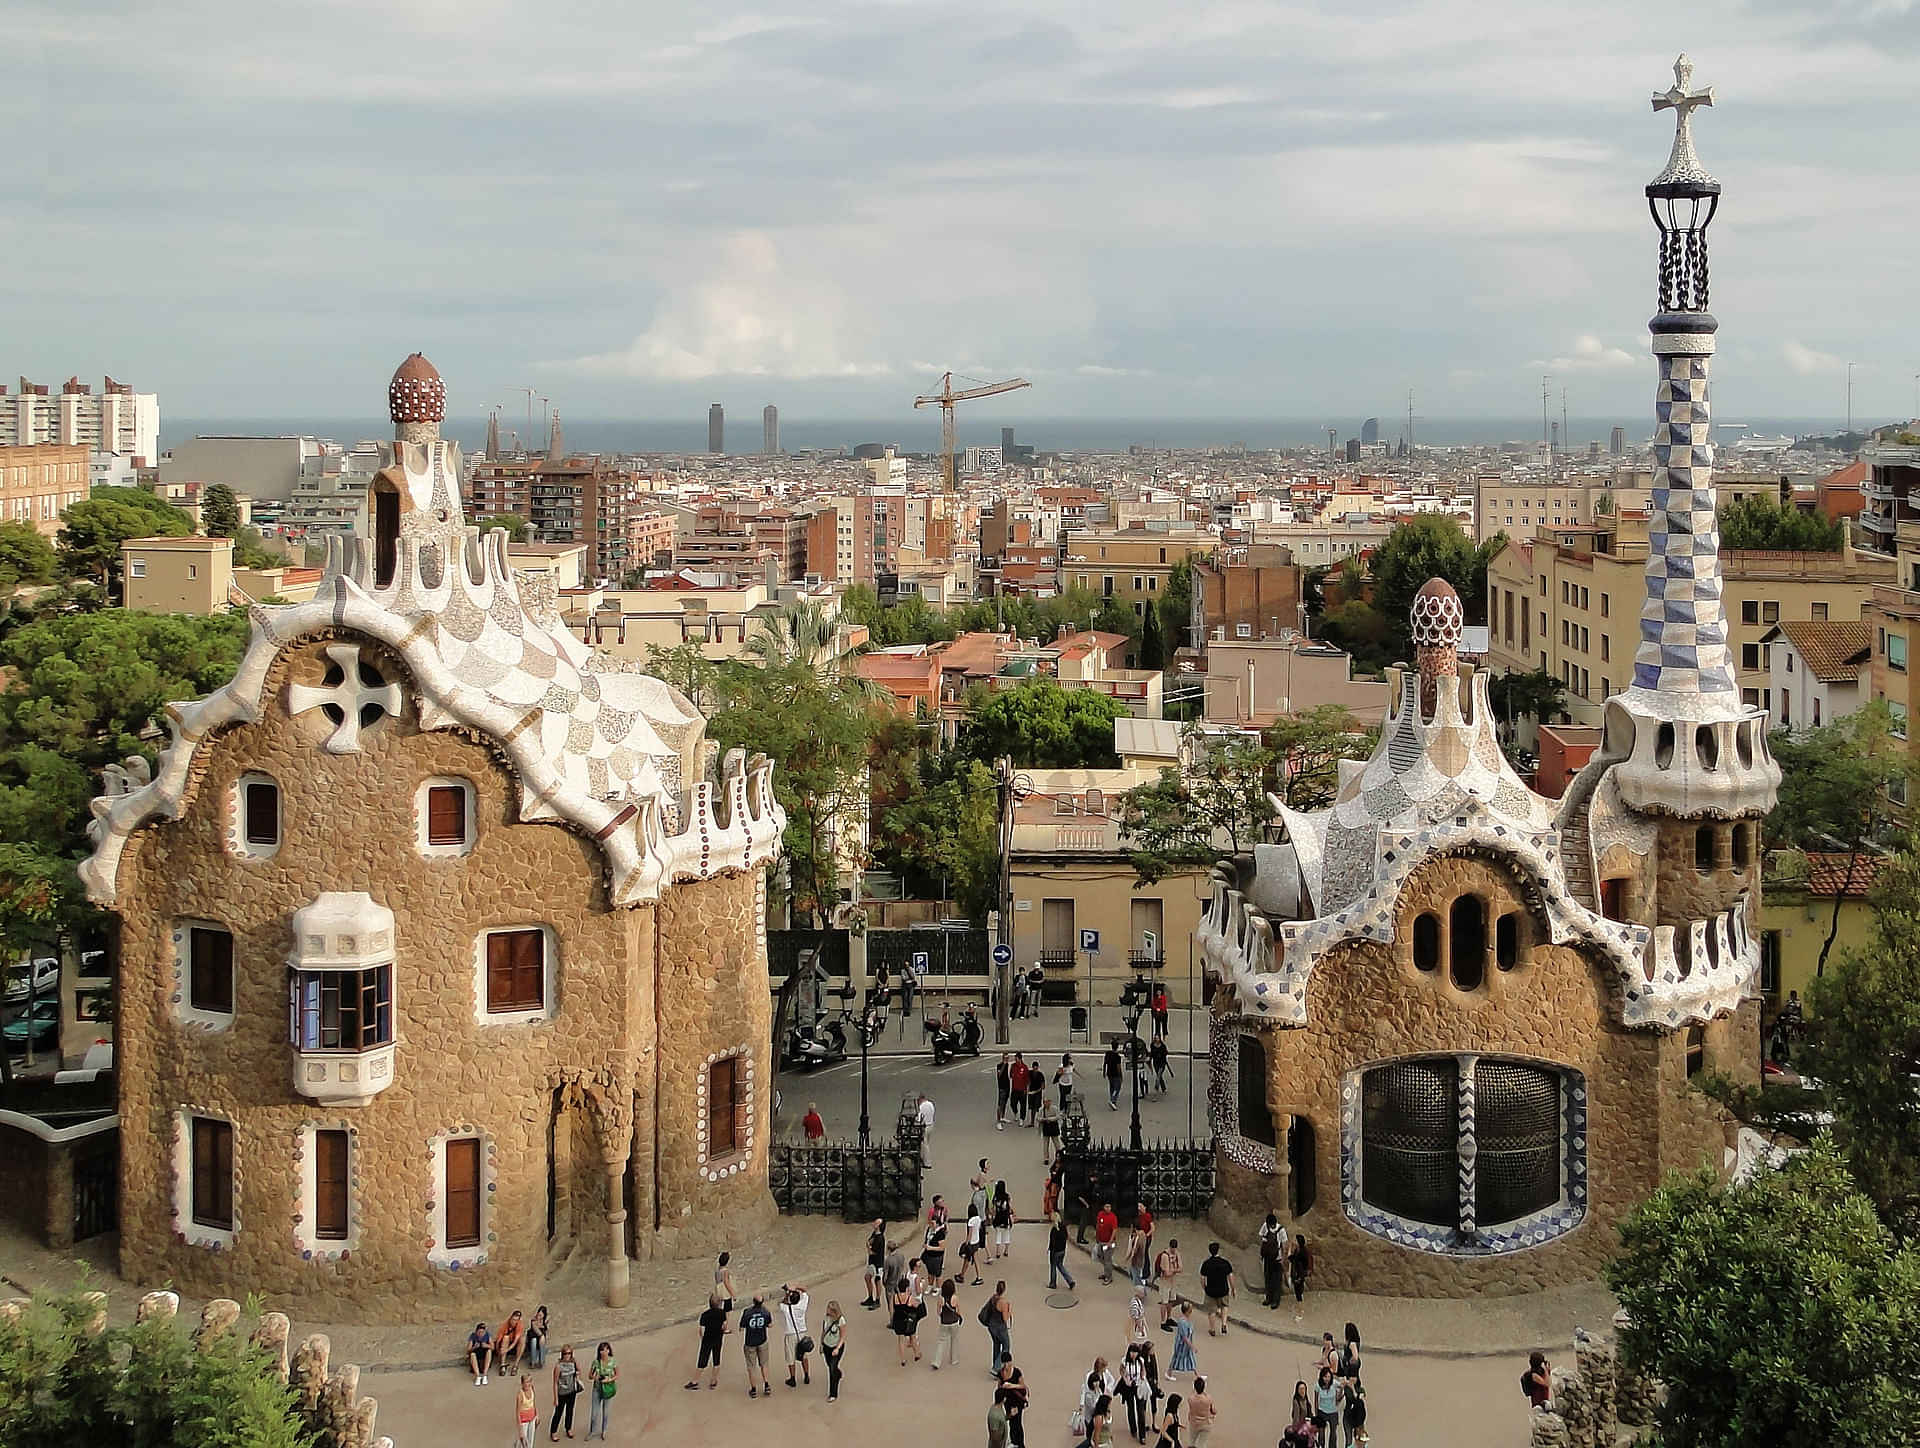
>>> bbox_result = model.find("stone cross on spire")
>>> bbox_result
[1650,54,1716,190]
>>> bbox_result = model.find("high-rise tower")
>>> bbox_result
[708,403,724,454]
[763,404,779,455]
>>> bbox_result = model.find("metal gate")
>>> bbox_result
[72,1143,117,1241]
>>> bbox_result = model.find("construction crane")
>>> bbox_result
[914,371,1031,492]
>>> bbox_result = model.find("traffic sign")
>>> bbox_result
[911,951,930,971]
[991,943,1013,967]
[1080,928,1101,954]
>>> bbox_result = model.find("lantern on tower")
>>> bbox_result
[1647,55,1719,318]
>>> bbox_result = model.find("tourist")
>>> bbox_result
[802,1102,825,1141]
[962,1203,986,1284]
[1118,1345,1148,1443]
[550,1344,583,1438]
[686,1291,729,1391]
[1130,1034,1152,1100]
[1187,1376,1216,1448]
[1094,1201,1120,1283]
[988,1388,1010,1448]
[883,1238,909,1300]
[1343,1378,1368,1447]
[715,1251,737,1312]
[585,1343,617,1440]
[1078,1393,1116,1448]
[864,1220,887,1309]
[931,1277,963,1370]
[1149,1034,1170,1095]
[924,1200,950,1279]
[739,1293,773,1399]
[1080,1358,1116,1432]
[1042,1163,1062,1221]
[820,1300,847,1403]
[1038,1097,1061,1162]
[900,960,918,1019]
[1056,1054,1076,1109]
[996,1053,1012,1128]
[1047,1212,1077,1290]
[513,1373,538,1448]
[891,1266,923,1365]
[971,1162,992,1223]
[467,1320,493,1385]
[1198,1243,1234,1337]
[991,1180,1014,1261]
[979,1278,1013,1373]
[1010,1053,1030,1123]
[779,1282,813,1388]
[996,1362,1030,1448]
[1026,1063,1045,1125]
[1124,1217,1149,1290]
[1312,1365,1347,1448]
[1150,985,1170,1038]
[496,1309,527,1376]
[1319,1333,1342,1377]
[526,1305,549,1369]
[1168,1302,1197,1378]
[1289,1233,1312,1315]
[1341,1322,1363,1385]
[1127,1280,1151,1347]
[1105,1043,1124,1108]
[1257,1212,1287,1309]
[1140,1338,1164,1429]
[1133,1201,1157,1284]
[917,1092,936,1167]
[1154,1392,1183,1448]
[1153,1237,1182,1325]
[1282,1381,1315,1447]
[1525,1351,1553,1410]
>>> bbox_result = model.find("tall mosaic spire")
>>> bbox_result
[1632,55,1735,699]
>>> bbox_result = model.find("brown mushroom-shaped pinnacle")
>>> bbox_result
[387,352,446,425]
[1410,576,1464,654]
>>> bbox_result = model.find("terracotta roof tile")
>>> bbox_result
[1771,620,1871,683]
[1802,851,1885,897]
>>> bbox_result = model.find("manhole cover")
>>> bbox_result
[1045,1291,1078,1310]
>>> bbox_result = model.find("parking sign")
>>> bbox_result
[911,950,930,972]
[1080,928,1101,954]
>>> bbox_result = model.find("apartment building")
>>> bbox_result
[1856,435,1920,559]
[1061,524,1214,623]
[1,376,159,463]
[566,574,859,666]
[464,455,661,581]
[1247,516,1393,566]
[159,435,320,505]
[803,491,905,586]
[1486,519,1891,726]
[1190,543,1302,653]
[0,443,89,536]
[1762,620,1870,732]
[120,535,322,613]
[1201,637,1389,726]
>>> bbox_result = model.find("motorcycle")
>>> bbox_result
[783,1018,848,1071]
[923,1008,984,1065]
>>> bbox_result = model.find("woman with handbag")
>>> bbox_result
[819,1301,847,1403]
[1117,1345,1147,1443]
[584,1343,616,1441]
[550,1344,584,1439]
[931,1278,962,1370]
[1152,1392,1184,1448]
[891,1268,923,1365]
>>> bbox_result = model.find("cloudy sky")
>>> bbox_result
[7,0,1917,425]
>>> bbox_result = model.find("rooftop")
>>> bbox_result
[1766,620,1871,683]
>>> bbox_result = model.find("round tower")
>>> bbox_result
[1601,56,1778,988]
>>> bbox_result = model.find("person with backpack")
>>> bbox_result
[980,1279,1014,1374]
[1257,1212,1288,1309]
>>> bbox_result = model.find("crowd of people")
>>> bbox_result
[465,1307,620,1442]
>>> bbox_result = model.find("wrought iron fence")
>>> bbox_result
[769,1142,924,1222]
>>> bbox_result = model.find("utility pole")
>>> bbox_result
[1542,374,1553,473]
[994,755,1017,1045]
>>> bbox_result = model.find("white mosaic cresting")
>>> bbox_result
[697,1045,756,1181]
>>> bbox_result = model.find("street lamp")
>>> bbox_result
[856,990,886,1148]
[1120,973,1152,1151]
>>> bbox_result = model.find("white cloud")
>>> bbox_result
[1075,364,1155,378]
[1533,335,1638,372]
[546,232,893,381]
[1782,340,1844,376]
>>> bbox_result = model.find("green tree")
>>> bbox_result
[232,527,290,571]
[1487,668,1568,729]
[0,523,58,593]
[1157,556,1195,652]
[1367,516,1503,658]
[0,843,72,1084]
[1719,494,1844,552]
[1121,724,1276,884]
[1802,840,1920,1231]
[880,756,1001,920]
[1317,599,1392,675]
[1137,596,1166,671]
[0,1289,315,1448]
[1263,704,1379,811]
[643,643,723,713]
[743,598,841,675]
[1767,704,1913,854]
[1605,1142,1920,1448]
[955,678,1127,768]
[201,483,242,538]
[476,513,530,539]
[57,489,192,599]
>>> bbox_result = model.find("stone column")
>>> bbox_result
[1274,1112,1293,1217]
[604,1158,630,1308]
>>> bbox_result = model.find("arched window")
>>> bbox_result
[1495,912,1520,971]
[1730,823,1751,871]
[373,481,400,587]
[1412,913,1441,972]
[1695,724,1719,771]
[1236,1036,1276,1147]
[1694,826,1715,873]
[1449,896,1486,992]
[1655,722,1675,769]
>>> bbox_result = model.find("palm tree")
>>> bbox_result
[744,598,839,675]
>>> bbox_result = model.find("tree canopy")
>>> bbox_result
[1156,556,1195,654]
[879,755,1001,921]
[1605,1142,1920,1448]
[200,483,242,539]
[1487,667,1568,729]
[955,677,1127,769]
[1137,595,1166,671]
[1369,515,1500,640]
[1767,704,1916,852]
[1719,494,1844,553]
[475,513,530,539]
[57,488,193,599]
[0,524,58,594]
[1120,724,1276,884]
[1264,704,1379,811]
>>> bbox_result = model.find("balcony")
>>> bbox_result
[292,1042,395,1107]
[1039,949,1078,971]
[288,893,396,1108]
[1128,950,1166,971]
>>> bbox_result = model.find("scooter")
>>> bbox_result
[784,1018,848,1071]
[923,1009,984,1065]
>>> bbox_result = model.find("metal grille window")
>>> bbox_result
[292,966,393,1051]
[1357,1056,1570,1243]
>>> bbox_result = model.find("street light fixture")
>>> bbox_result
[855,989,886,1148]
[1119,973,1152,1151]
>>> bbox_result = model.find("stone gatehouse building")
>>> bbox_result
[82,355,783,1319]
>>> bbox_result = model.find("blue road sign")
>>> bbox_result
[1080,928,1101,953]
[992,942,1013,966]
[911,950,930,971]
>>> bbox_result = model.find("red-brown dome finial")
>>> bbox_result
[388,352,446,425]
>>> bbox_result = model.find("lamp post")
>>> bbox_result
[856,991,884,1148]
[1122,973,1151,1152]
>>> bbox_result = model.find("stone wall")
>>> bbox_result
[1211,850,1737,1296]
[0,1120,53,1243]
[113,636,771,1321]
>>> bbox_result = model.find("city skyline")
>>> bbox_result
[10,1,1918,421]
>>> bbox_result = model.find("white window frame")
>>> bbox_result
[129,558,146,578]
[171,1107,238,1252]
[472,925,558,1026]
[427,1128,494,1269]
[173,919,236,1031]
[294,1121,360,1261]
[229,770,282,860]
[415,776,477,858]
[697,1046,757,1181]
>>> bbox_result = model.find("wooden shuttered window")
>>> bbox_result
[244,780,280,845]
[189,927,234,1015]
[444,1137,481,1248]
[191,1117,233,1230]
[314,1129,349,1241]
[426,785,467,846]
[485,930,543,1013]
[707,1057,747,1158]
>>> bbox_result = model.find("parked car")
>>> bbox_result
[3,957,59,1005]
[2,999,60,1048]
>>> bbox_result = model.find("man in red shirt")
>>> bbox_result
[1094,1202,1120,1284]
[802,1103,825,1141]
[1131,1202,1156,1287]
[1151,986,1170,1037]
[1009,1054,1030,1125]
